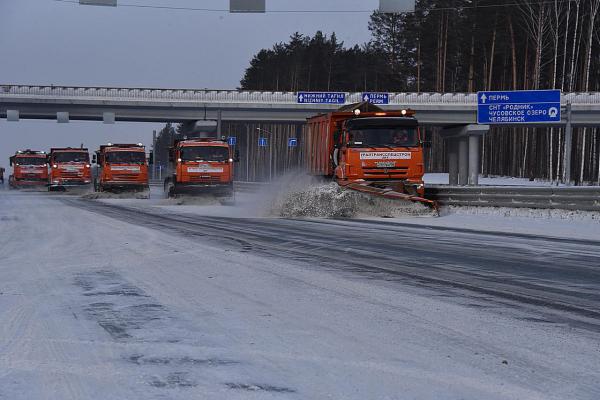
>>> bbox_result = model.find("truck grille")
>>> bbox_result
[61,172,84,179]
[363,167,409,176]
[188,176,222,184]
[111,173,139,181]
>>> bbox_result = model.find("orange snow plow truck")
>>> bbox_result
[165,138,237,198]
[48,147,92,191]
[93,143,149,193]
[306,104,436,208]
[8,150,49,188]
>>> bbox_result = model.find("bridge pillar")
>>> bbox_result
[447,139,459,185]
[441,124,489,186]
[217,110,223,137]
[458,136,469,186]
[468,134,480,186]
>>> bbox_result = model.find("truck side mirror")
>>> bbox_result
[168,149,174,162]
[148,152,154,165]
[421,141,432,148]
[92,154,97,164]
[234,149,240,162]
[9,157,13,167]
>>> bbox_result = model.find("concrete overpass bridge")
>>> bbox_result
[2,84,600,185]
[2,84,600,125]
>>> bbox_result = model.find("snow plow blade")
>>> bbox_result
[338,181,439,212]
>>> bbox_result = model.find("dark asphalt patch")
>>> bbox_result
[148,372,197,388]
[75,271,170,341]
[75,270,148,297]
[225,383,296,393]
[126,354,239,367]
[517,316,557,324]
[83,301,131,340]
[74,270,248,391]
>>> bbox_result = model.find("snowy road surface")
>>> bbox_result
[1,191,599,399]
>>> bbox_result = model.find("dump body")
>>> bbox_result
[166,139,235,197]
[306,111,426,196]
[48,148,92,190]
[94,144,149,192]
[8,150,49,188]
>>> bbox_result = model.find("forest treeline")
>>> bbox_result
[239,0,600,184]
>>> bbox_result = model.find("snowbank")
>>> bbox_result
[270,181,434,218]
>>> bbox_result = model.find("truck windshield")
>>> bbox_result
[53,152,89,163]
[348,127,418,148]
[180,147,229,162]
[15,157,46,165]
[105,151,146,164]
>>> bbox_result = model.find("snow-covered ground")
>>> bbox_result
[377,207,600,242]
[1,190,600,399]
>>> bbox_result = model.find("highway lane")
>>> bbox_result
[67,197,600,332]
[1,191,599,399]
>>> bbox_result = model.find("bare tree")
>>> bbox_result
[568,0,582,92]
[579,0,600,183]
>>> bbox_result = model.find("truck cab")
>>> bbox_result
[8,150,49,188]
[93,143,149,192]
[166,139,237,197]
[307,107,426,197]
[48,147,92,191]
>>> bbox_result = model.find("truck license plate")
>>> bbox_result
[376,161,396,168]
[188,167,223,173]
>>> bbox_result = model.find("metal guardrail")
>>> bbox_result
[426,186,600,212]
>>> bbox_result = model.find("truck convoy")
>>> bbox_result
[306,104,436,208]
[165,138,236,198]
[48,147,92,191]
[8,150,49,189]
[93,143,149,193]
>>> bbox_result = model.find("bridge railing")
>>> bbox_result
[2,84,599,105]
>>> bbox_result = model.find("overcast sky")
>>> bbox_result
[0,0,378,168]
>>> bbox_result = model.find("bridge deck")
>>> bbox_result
[2,84,600,125]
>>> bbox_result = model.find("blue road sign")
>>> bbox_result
[362,92,389,105]
[288,138,298,147]
[227,136,237,146]
[297,92,345,104]
[477,90,561,124]
[258,137,268,147]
